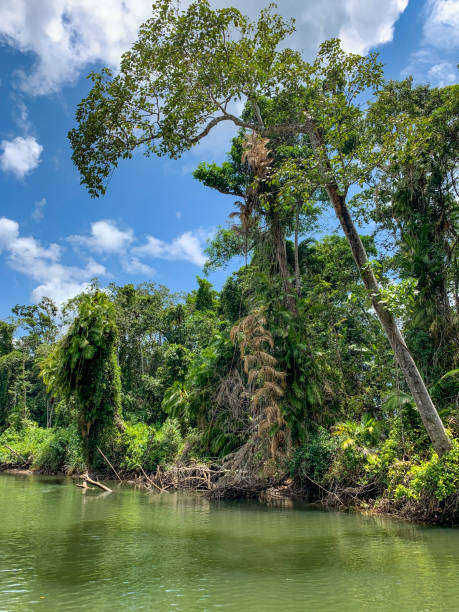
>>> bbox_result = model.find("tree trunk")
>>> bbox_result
[271,210,296,314]
[307,123,451,456]
[114,412,126,433]
[22,359,26,420]
[454,252,459,314]
[294,201,301,297]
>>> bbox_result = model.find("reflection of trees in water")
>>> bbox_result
[1,476,459,610]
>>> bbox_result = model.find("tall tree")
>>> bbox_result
[68,0,451,454]
[194,276,217,312]
[109,282,173,420]
[0,321,20,429]
[364,80,459,385]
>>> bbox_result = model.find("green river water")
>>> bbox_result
[0,473,458,611]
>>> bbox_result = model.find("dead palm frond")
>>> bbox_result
[231,308,287,456]
[228,133,272,265]
[242,133,271,179]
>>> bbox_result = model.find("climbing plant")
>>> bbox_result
[41,291,122,465]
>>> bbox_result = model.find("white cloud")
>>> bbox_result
[0,136,43,178]
[175,211,182,219]
[12,97,33,133]
[0,0,155,95]
[337,0,408,54]
[0,217,20,250]
[71,219,210,269]
[403,1,459,86]
[31,257,106,304]
[423,0,459,49]
[32,197,47,222]
[133,231,209,267]
[403,50,458,86]
[211,0,408,55]
[69,219,153,274]
[121,256,154,275]
[0,1,408,96]
[428,61,457,86]
[0,215,213,302]
[0,216,107,304]
[0,217,61,265]
[69,219,134,254]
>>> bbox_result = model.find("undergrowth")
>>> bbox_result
[0,417,183,476]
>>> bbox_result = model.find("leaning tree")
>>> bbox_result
[68,0,451,455]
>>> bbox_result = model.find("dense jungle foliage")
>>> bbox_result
[1,1,458,522]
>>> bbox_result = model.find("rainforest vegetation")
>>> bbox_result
[1,0,458,524]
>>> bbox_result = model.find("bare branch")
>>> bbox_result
[190,115,232,144]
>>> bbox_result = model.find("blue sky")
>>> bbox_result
[0,0,457,318]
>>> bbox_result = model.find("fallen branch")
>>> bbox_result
[3,444,27,465]
[301,473,343,505]
[138,464,166,492]
[97,446,122,481]
[156,465,164,489]
[82,474,112,493]
[76,481,96,490]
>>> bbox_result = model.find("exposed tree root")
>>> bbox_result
[136,437,288,500]
[372,492,459,525]
[318,481,459,525]
[209,437,284,499]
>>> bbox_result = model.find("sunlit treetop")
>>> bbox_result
[69,0,383,197]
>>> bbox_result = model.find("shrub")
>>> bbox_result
[290,427,339,482]
[143,418,182,471]
[0,422,85,473]
[0,422,53,467]
[121,418,183,473]
[326,444,369,487]
[121,422,151,472]
[394,439,459,502]
[363,436,399,487]
[35,426,85,474]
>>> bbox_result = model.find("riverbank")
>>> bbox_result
[3,459,458,526]
[1,419,458,526]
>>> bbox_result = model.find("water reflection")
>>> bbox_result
[0,473,458,611]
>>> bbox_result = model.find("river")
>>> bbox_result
[0,473,458,611]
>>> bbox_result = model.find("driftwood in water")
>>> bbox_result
[136,444,291,501]
[209,437,284,499]
[75,481,96,490]
[79,474,112,493]
[138,458,280,500]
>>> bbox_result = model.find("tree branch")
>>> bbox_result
[190,112,314,146]
[190,115,233,144]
